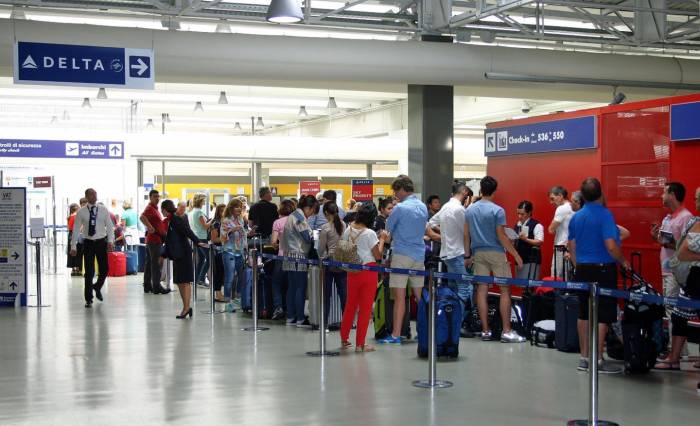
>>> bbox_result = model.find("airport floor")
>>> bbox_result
[1,272,699,426]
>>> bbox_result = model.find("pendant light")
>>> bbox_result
[97,87,107,99]
[82,97,92,108]
[147,118,155,128]
[218,91,229,104]
[50,115,58,124]
[298,106,308,117]
[256,116,265,128]
[327,97,337,109]
[194,101,204,112]
[266,0,304,23]
[62,110,70,121]
[234,122,242,132]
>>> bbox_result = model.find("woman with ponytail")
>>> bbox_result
[318,201,348,328]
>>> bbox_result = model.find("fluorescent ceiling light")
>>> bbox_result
[234,122,242,132]
[97,87,107,99]
[218,91,228,104]
[327,97,337,109]
[82,97,92,108]
[194,101,204,112]
[266,0,304,23]
[256,116,265,128]
[298,105,308,117]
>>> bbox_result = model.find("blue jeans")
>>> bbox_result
[324,269,347,326]
[223,252,244,300]
[195,245,209,284]
[272,260,287,311]
[444,256,472,324]
[287,270,307,322]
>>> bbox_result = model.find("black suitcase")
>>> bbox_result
[374,252,411,340]
[555,292,580,352]
[521,260,555,339]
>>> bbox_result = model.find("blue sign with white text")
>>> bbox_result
[671,102,700,141]
[0,140,124,159]
[14,42,154,89]
[484,116,597,157]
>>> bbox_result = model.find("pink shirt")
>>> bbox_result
[660,207,693,274]
[272,216,289,256]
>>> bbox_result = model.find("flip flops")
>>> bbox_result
[653,360,681,371]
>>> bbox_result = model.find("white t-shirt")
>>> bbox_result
[553,202,573,246]
[343,226,379,265]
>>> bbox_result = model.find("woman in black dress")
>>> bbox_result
[160,200,206,319]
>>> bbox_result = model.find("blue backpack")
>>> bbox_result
[417,285,463,358]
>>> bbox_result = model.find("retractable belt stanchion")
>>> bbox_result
[192,246,200,302]
[568,282,618,426]
[242,246,269,332]
[203,244,224,315]
[307,260,339,357]
[413,269,451,389]
[27,240,50,308]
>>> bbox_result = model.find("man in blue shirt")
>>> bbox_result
[378,175,428,345]
[308,190,346,231]
[569,177,629,374]
[465,176,525,343]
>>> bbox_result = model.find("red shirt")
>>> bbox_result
[143,203,164,244]
[68,214,76,232]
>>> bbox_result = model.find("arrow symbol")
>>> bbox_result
[130,58,148,76]
[110,146,120,154]
[9,282,17,290]
[12,252,19,260]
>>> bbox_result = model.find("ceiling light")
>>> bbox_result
[62,110,70,121]
[215,21,232,33]
[82,97,91,108]
[218,91,228,105]
[327,97,337,109]
[194,101,204,112]
[50,115,58,124]
[234,122,242,132]
[266,0,304,23]
[162,113,172,123]
[166,113,172,123]
[97,87,107,100]
[521,101,532,114]
[10,7,26,20]
[298,106,308,117]
[256,116,265,128]
[161,18,180,31]
[147,119,155,128]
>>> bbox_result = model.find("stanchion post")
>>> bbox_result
[242,245,269,332]
[307,260,339,357]
[568,282,618,426]
[28,240,50,308]
[192,246,199,302]
[203,244,224,314]
[413,269,451,388]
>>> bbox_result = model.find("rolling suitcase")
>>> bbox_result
[125,247,138,275]
[374,272,411,340]
[554,292,580,352]
[137,244,147,273]
[417,285,462,358]
[107,251,126,277]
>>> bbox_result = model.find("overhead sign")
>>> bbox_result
[0,188,27,307]
[351,179,374,201]
[484,116,597,157]
[0,139,124,159]
[14,41,154,89]
[32,176,52,188]
[299,181,321,196]
[671,101,700,141]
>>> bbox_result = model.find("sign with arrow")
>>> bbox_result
[13,41,154,89]
[0,188,27,307]
[0,139,124,160]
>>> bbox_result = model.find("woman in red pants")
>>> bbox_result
[340,202,388,352]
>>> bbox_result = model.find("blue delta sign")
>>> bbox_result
[484,116,597,157]
[13,41,154,89]
[671,101,700,142]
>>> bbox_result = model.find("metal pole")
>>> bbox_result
[413,270,452,389]
[307,260,339,357]
[243,245,269,332]
[192,246,200,302]
[203,245,224,314]
[27,240,50,308]
[568,282,618,426]
[51,177,57,274]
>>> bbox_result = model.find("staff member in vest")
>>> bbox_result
[70,188,114,308]
[514,201,544,280]
[568,178,629,374]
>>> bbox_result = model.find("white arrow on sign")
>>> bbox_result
[130,58,148,76]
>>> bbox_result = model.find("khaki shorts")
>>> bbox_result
[473,251,512,283]
[389,254,425,289]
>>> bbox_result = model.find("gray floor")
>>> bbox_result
[1,273,698,426]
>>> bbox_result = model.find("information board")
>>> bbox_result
[299,181,321,196]
[0,188,27,307]
[351,179,374,201]
[0,139,123,159]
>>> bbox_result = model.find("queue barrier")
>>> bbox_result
[259,252,700,425]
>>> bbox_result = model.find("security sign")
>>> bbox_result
[14,41,154,89]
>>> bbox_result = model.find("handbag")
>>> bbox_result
[668,217,699,288]
[332,227,362,272]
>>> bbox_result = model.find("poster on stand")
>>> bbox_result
[0,188,27,307]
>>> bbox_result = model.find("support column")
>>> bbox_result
[366,163,373,179]
[408,84,454,201]
[251,162,262,203]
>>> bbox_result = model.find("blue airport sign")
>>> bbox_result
[671,101,700,142]
[0,139,124,160]
[484,116,597,157]
[13,41,154,89]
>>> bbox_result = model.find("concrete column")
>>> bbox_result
[366,163,373,178]
[251,162,262,202]
[407,84,454,202]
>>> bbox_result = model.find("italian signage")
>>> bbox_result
[351,179,374,201]
[0,188,27,307]
[32,176,52,188]
[671,101,700,141]
[299,181,321,196]
[484,116,597,157]
[0,139,124,159]
[14,41,154,89]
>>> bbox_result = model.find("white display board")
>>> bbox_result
[0,188,27,307]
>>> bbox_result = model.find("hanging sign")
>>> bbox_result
[299,181,321,196]
[0,188,27,307]
[351,179,374,201]
[0,139,123,159]
[671,101,700,141]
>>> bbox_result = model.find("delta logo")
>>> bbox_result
[21,54,122,73]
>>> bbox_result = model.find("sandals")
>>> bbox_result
[653,360,681,371]
[340,341,352,350]
[355,344,376,353]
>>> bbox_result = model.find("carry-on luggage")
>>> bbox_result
[417,285,462,358]
[554,292,580,352]
[307,265,343,329]
[107,251,126,277]
[137,244,147,273]
[531,320,556,348]
[374,273,411,340]
[521,261,555,339]
[125,249,138,275]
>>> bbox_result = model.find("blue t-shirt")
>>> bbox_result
[465,199,507,254]
[386,194,428,262]
[567,203,620,264]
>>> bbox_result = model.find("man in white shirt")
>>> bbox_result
[548,186,573,279]
[426,181,471,325]
[70,188,114,308]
